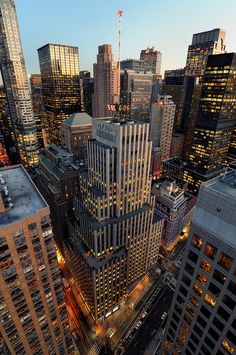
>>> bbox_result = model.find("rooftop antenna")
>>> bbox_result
[117,9,123,104]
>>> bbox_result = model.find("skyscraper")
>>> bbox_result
[30,74,45,149]
[150,95,176,161]
[182,28,226,155]
[92,44,118,118]
[121,69,153,121]
[0,165,73,354]
[184,53,236,195]
[162,169,236,355]
[38,44,81,144]
[79,70,94,116]
[64,118,163,320]
[0,0,39,167]
[140,47,162,75]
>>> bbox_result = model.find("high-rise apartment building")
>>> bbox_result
[140,47,162,75]
[38,44,81,144]
[64,118,163,320]
[36,144,81,254]
[184,53,236,195]
[30,74,45,149]
[0,0,39,167]
[120,59,144,71]
[61,112,92,162]
[121,69,153,121]
[150,95,176,161]
[162,169,236,355]
[182,28,226,155]
[92,44,118,118]
[0,165,73,354]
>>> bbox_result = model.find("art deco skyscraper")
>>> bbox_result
[162,169,236,355]
[38,44,81,144]
[64,118,163,320]
[92,44,119,117]
[184,53,236,195]
[0,165,73,354]
[0,0,39,167]
[183,28,226,155]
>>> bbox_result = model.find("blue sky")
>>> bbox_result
[16,0,236,76]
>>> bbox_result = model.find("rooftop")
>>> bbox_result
[62,112,92,127]
[203,168,236,200]
[0,165,47,227]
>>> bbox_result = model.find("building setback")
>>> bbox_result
[0,0,39,167]
[64,118,163,320]
[0,165,73,354]
[38,43,81,145]
[184,53,236,195]
[92,44,118,118]
[162,169,236,355]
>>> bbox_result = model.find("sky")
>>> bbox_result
[15,0,236,77]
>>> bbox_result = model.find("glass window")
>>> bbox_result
[200,259,212,273]
[201,305,211,319]
[192,234,203,250]
[227,281,236,295]
[209,282,221,297]
[193,283,203,296]
[226,330,236,346]
[204,243,217,260]
[209,327,219,341]
[218,253,233,271]
[205,336,215,350]
[222,294,236,310]
[185,262,195,276]
[182,274,191,287]
[217,306,230,321]
[204,294,216,308]
[213,269,226,285]
[197,315,207,328]
[222,339,234,354]
[196,272,207,286]
[188,250,198,263]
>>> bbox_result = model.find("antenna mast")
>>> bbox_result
[117,9,123,104]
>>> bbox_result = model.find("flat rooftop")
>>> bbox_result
[0,165,47,227]
[204,168,236,200]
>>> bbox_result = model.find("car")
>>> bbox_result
[161,312,167,320]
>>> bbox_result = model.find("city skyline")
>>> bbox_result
[10,0,236,78]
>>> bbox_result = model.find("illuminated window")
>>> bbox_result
[193,283,203,296]
[200,259,212,273]
[204,293,216,308]
[196,272,207,286]
[218,253,233,271]
[222,339,234,354]
[204,243,217,260]
[192,234,203,250]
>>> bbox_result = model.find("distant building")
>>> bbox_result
[152,180,188,249]
[228,127,236,162]
[150,95,176,161]
[140,47,162,75]
[0,0,39,167]
[162,169,236,355]
[163,69,185,131]
[79,71,94,116]
[0,165,73,354]
[38,43,81,144]
[184,53,236,195]
[35,144,81,253]
[121,69,153,121]
[162,157,188,182]
[120,59,144,71]
[170,132,185,158]
[92,44,118,118]
[182,28,226,155]
[61,112,92,163]
[30,74,45,149]
[64,118,163,320]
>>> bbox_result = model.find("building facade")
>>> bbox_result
[140,47,162,75]
[182,28,226,155]
[184,53,236,195]
[30,74,45,149]
[38,43,81,144]
[61,112,92,163]
[121,69,153,121]
[0,165,73,354]
[92,44,118,118]
[79,71,94,116]
[120,59,144,71]
[162,169,236,355]
[0,0,39,167]
[35,144,81,254]
[64,118,163,320]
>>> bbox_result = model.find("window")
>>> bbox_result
[200,259,212,273]
[197,272,207,286]
[227,281,236,295]
[201,344,211,355]
[212,317,224,331]
[204,243,217,260]
[226,330,236,346]
[190,294,199,306]
[218,253,233,271]
[197,315,207,328]
[209,327,219,341]
[190,332,199,346]
[204,294,216,308]
[213,269,226,285]
[193,283,203,296]
[209,282,221,297]
[222,294,236,310]
[192,234,203,250]
[185,262,195,276]
[188,250,198,263]
[179,285,188,297]
[182,274,191,287]
[217,306,230,321]
[201,305,211,319]
[222,339,234,354]
[194,324,203,337]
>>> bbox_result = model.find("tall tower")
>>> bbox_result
[64,118,163,320]
[140,47,162,75]
[38,44,81,145]
[92,44,119,118]
[182,28,226,155]
[0,0,39,167]
[162,169,236,355]
[184,53,236,195]
[0,165,73,354]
